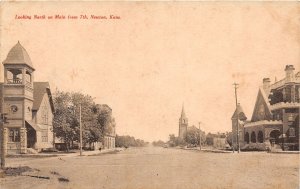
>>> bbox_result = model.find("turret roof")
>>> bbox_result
[231,104,247,120]
[3,41,34,70]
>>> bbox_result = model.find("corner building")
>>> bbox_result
[0,42,54,154]
[233,65,300,151]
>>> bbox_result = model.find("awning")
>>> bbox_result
[25,120,41,131]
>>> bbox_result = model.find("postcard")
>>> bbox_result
[0,1,299,189]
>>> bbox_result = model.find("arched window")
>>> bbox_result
[6,69,23,84]
[257,131,264,143]
[244,132,249,144]
[251,131,256,143]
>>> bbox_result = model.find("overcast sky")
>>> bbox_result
[1,2,299,142]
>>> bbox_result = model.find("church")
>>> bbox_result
[178,105,188,140]
[232,65,300,151]
[0,42,54,154]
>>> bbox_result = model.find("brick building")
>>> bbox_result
[0,42,54,154]
[232,65,300,151]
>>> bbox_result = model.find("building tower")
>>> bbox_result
[231,103,247,150]
[178,104,188,140]
[2,41,35,154]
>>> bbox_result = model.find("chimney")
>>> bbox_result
[263,78,271,91]
[285,65,295,82]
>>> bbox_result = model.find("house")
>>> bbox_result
[232,65,300,151]
[0,41,54,154]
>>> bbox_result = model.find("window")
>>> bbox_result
[288,115,294,122]
[42,131,48,142]
[289,128,295,137]
[9,128,20,142]
[42,102,48,124]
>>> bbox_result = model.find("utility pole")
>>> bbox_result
[1,115,5,169]
[198,122,201,150]
[79,104,82,156]
[1,83,6,168]
[233,83,240,153]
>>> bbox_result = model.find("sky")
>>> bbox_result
[0,2,299,142]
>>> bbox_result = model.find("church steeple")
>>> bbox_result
[3,41,34,87]
[178,103,188,140]
[181,103,186,118]
[2,42,35,153]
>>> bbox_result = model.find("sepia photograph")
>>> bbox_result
[0,1,299,189]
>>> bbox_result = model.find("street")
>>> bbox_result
[1,147,299,189]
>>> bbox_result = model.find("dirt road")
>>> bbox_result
[1,147,299,189]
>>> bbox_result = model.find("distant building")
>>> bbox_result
[212,137,228,149]
[178,105,188,140]
[232,65,300,151]
[0,42,54,154]
[206,132,227,149]
[94,104,116,150]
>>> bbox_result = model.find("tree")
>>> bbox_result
[168,134,177,147]
[185,127,206,146]
[152,140,165,147]
[226,132,233,146]
[53,90,115,151]
[115,135,148,147]
[167,134,186,147]
[53,90,75,151]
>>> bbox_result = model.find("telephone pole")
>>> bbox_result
[1,115,5,169]
[1,84,6,168]
[79,104,82,156]
[233,83,240,153]
[198,122,201,150]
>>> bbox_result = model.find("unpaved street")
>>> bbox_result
[1,147,299,189]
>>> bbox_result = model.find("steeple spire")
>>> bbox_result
[181,103,186,118]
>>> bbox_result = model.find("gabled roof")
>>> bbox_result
[250,87,272,122]
[3,41,34,70]
[32,82,54,113]
[231,104,247,120]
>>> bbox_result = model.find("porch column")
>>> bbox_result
[20,128,27,154]
[2,128,8,154]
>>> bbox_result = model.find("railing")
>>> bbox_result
[269,78,286,89]
[6,79,32,86]
[270,77,300,89]
[270,102,300,111]
[244,120,283,127]
[7,79,22,84]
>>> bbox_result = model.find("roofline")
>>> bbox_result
[250,87,272,121]
[2,62,35,71]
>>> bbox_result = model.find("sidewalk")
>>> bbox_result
[6,148,123,159]
[269,151,300,154]
[180,146,232,153]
